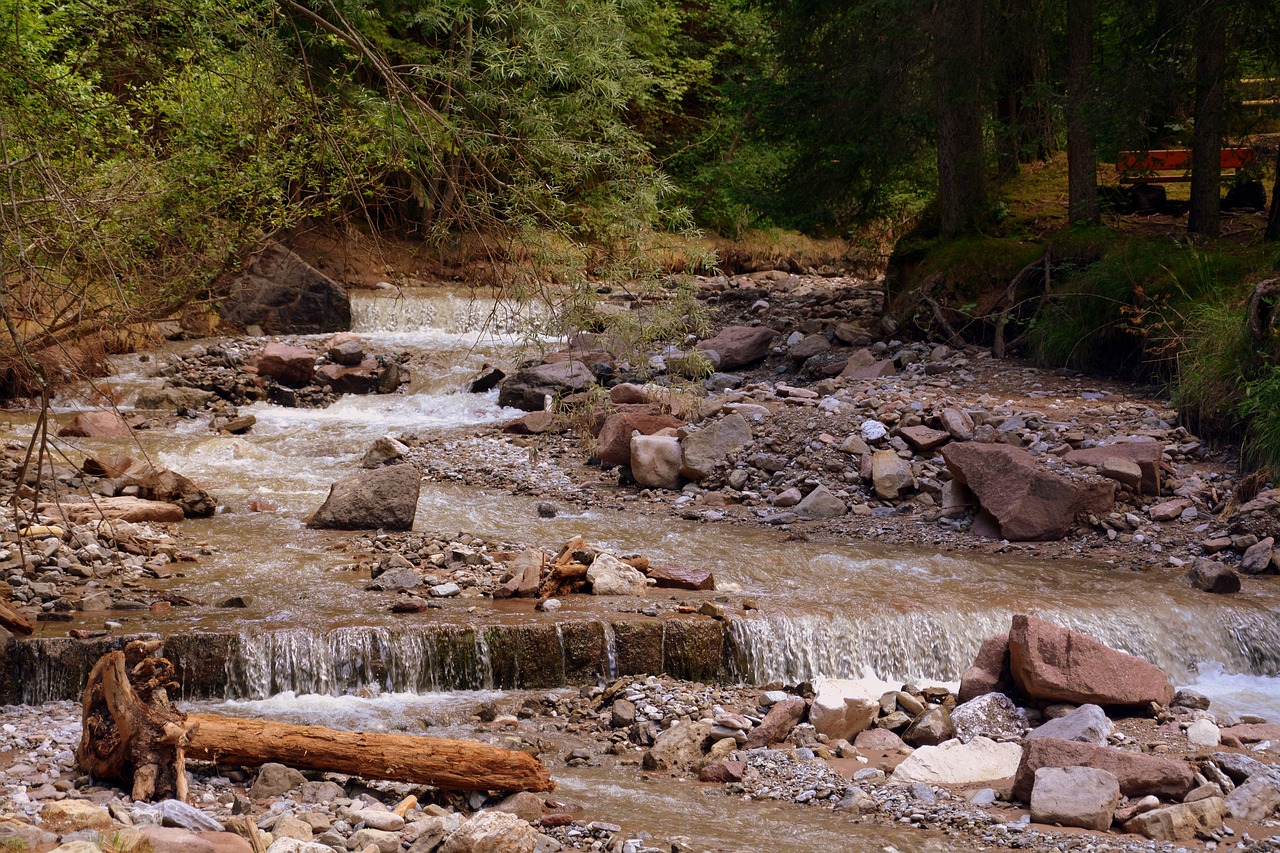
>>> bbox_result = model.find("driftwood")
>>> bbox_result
[77,645,554,800]
[538,534,590,598]
[0,598,33,636]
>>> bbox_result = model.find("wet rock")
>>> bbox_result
[119,463,216,517]
[1122,796,1225,842]
[695,326,779,370]
[597,412,684,467]
[1012,738,1195,802]
[586,553,648,596]
[368,565,421,592]
[219,243,350,334]
[1063,441,1161,496]
[809,677,880,741]
[646,564,714,591]
[903,707,955,747]
[870,450,914,500]
[943,444,1114,541]
[326,337,364,366]
[1188,558,1240,594]
[958,633,1015,703]
[629,434,682,490]
[498,361,596,411]
[679,413,753,481]
[644,720,716,774]
[744,698,806,749]
[249,762,306,798]
[794,485,846,520]
[1224,775,1280,821]
[361,437,409,469]
[1172,688,1211,711]
[699,759,746,783]
[307,463,420,531]
[1008,614,1174,706]
[57,411,133,438]
[950,692,1026,743]
[1030,766,1120,831]
[1026,703,1112,745]
[467,366,505,394]
[314,359,382,394]
[135,386,216,411]
[1240,536,1275,574]
[891,737,1023,785]
[249,342,317,388]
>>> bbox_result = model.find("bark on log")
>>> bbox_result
[185,714,553,793]
[77,646,554,799]
[0,598,33,636]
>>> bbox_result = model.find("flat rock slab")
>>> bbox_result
[57,411,134,438]
[41,496,184,524]
[1013,737,1194,802]
[891,736,1023,785]
[1063,441,1161,495]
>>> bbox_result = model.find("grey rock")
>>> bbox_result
[1224,775,1280,821]
[1026,704,1112,745]
[307,463,421,531]
[1188,558,1240,594]
[795,485,847,520]
[1031,766,1120,831]
[497,361,596,411]
[870,449,914,499]
[361,437,408,469]
[1241,536,1275,574]
[250,762,306,799]
[367,566,421,592]
[951,692,1027,743]
[157,798,224,832]
[679,413,753,481]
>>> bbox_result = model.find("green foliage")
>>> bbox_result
[1172,300,1251,439]
[1239,367,1280,478]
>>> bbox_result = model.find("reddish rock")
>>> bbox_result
[647,564,715,591]
[597,412,684,466]
[1063,442,1162,496]
[698,760,745,783]
[57,411,133,438]
[696,326,779,370]
[198,833,253,853]
[941,443,1114,541]
[315,359,379,394]
[1220,723,1280,743]
[957,633,1016,703]
[1013,738,1194,803]
[899,425,950,452]
[119,463,216,517]
[41,497,184,524]
[854,727,909,751]
[1008,614,1174,707]
[743,698,806,749]
[136,826,218,853]
[502,411,559,434]
[249,342,316,387]
[82,454,136,478]
[842,357,897,380]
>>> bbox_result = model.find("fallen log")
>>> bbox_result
[0,598,33,636]
[77,645,554,800]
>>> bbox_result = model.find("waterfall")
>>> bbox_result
[350,292,546,337]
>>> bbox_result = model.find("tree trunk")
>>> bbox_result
[932,0,987,238]
[1188,0,1227,237]
[1267,148,1280,241]
[1066,0,1099,225]
[77,647,554,800]
[185,715,553,793]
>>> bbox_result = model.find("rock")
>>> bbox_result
[1149,498,1193,521]
[0,818,57,851]
[307,463,420,531]
[903,707,956,747]
[679,414,753,480]
[82,453,136,478]
[939,408,975,441]
[1224,776,1280,821]
[1122,797,1225,842]
[958,633,1015,703]
[266,841,334,853]
[348,828,401,853]
[1211,751,1278,784]
[891,737,1023,785]
[219,243,350,334]
[942,444,1114,541]
[644,720,716,774]
[1008,614,1174,706]
[135,386,216,411]
[351,809,405,832]
[249,762,306,798]
[950,692,1027,743]
[41,800,112,831]
[439,810,540,853]
[315,360,384,395]
[1188,558,1240,594]
[368,565,421,592]
[795,485,847,520]
[491,792,544,825]
[361,437,409,469]
[1026,704,1112,745]
[787,333,831,360]
[695,326,779,370]
[119,463,216,517]
[586,553,648,595]
[630,433,682,490]
[744,698,806,748]
[1099,456,1143,490]
[698,759,746,783]
[57,411,134,438]
[503,411,559,434]
[136,826,219,853]
[250,342,317,388]
[1030,766,1120,831]
[854,728,909,752]
[1240,536,1275,574]
[899,425,950,452]
[158,799,224,832]
[1063,441,1161,495]
[598,413,683,467]
[42,496,185,524]
[870,449,914,500]
[326,337,365,366]
[1012,738,1195,802]
[1186,718,1221,748]
[48,842,108,853]
[646,564,714,591]
[809,677,881,741]
[1221,722,1280,743]
[296,781,345,803]
[1172,688,1211,711]
[842,356,896,380]
[860,420,888,443]
[497,361,596,411]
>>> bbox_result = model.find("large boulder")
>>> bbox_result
[249,343,317,388]
[1063,441,1162,496]
[1225,776,1280,821]
[891,737,1023,785]
[958,633,1016,703]
[497,361,596,411]
[1188,558,1240,594]
[743,698,806,749]
[219,243,350,334]
[679,413,753,480]
[1030,766,1120,831]
[903,706,956,747]
[696,326,779,370]
[597,412,683,467]
[1008,614,1174,707]
[1122,797,1226,842]
[586,553,649,595]
[57,411,133,438]
[306,463,420,531]
[644,720,716,774]
[1012,738,1195,802]
[630,433,682,490]
[808,677,880,741]
[314,360,382,395]
[119,463,216,517]
[941,443,1114,541]
[950,692,1027,743]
